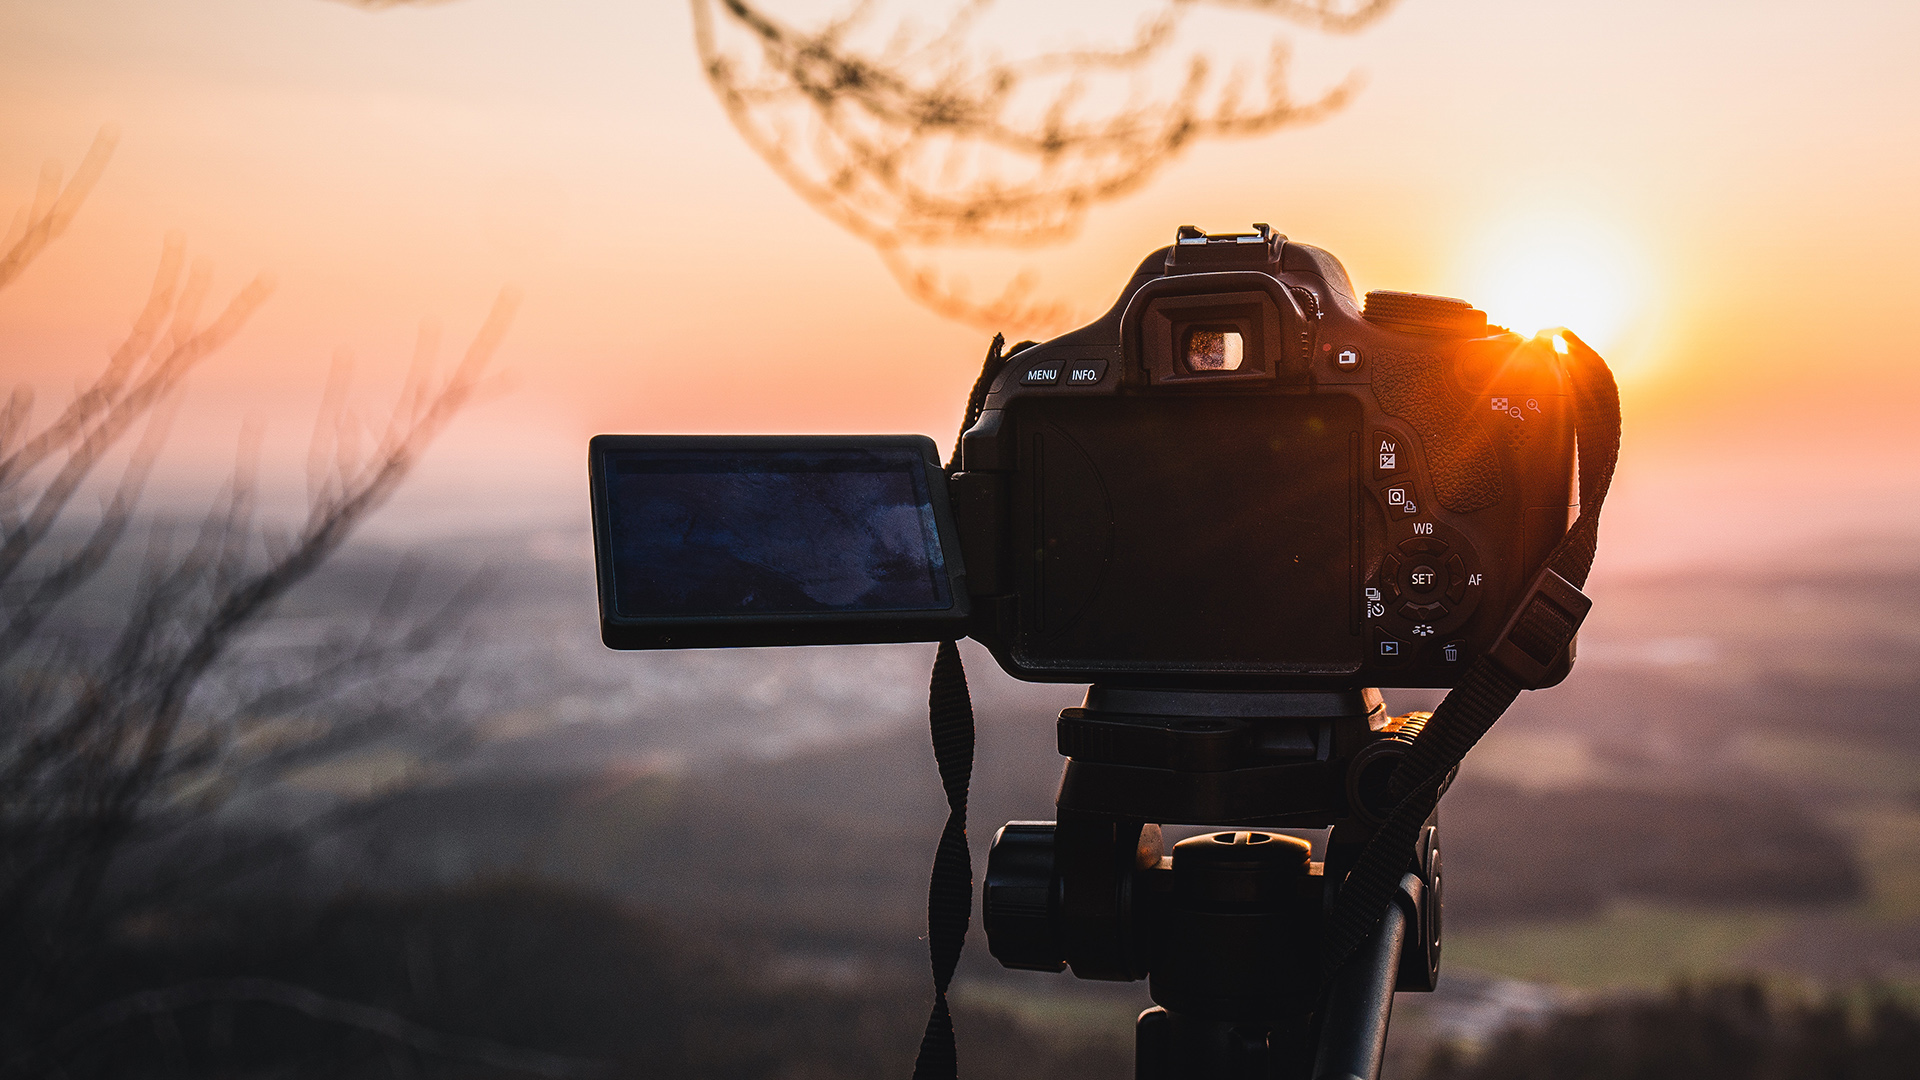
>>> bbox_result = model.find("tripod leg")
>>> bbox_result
[1309,874,1415,1080]
[1136,1007,1170,1080]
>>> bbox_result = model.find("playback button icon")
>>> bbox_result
[1374,630,1408,666]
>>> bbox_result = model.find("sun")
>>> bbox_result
[1459,214,1651,370]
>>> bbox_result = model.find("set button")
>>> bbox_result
[1375,542,1475,617]
[1368,529,1482,657]
[1405,562,1442,597]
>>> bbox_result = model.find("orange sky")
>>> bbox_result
[3,0,1918,572]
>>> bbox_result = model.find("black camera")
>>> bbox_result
[590,224,1579,690]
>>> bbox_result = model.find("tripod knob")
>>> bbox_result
[983,822,1066,972]
[1173,830,1311,909]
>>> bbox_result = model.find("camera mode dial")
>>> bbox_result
[1363,291,1489,337]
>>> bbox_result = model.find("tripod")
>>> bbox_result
[982,686,1443,1080]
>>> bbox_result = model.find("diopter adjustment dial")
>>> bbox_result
[1363,291,1489,336]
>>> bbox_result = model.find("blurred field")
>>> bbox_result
[29,526,1915,1072]
[1444,905,1794,990]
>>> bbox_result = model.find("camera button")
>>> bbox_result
[1063,360,1108,385]
[1018,363,1063,386]
[1372,431,1408,478]
[1404,563,1443,597]
[1445,556,1468,603]
[1439,640,1467,664]
[1374,632,1408,665]
[1335,346,1363,370]
[1400,601,1447,621]
[1399,536,1448,556]
[1378,554,1403,597]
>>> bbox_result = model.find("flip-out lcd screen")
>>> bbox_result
[590,435,967,649]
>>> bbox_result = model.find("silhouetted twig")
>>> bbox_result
[325,0,1396,330]
[0,127,118,292]
[0,132,515,1066]
[693,0,1397,329]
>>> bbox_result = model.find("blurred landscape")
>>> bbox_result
[55,521,1908,1074]
[7,0,1920,1073]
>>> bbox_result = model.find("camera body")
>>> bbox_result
[589,224,1579,691]
[946,225,1577,688]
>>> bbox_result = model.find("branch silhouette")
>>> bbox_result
[693,0,1398,330]
[0,131,516,1065]
[326,0,1398,331]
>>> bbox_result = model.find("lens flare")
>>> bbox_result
[1463,215,1647,367]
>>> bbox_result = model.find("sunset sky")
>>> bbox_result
[3,0,1918,574]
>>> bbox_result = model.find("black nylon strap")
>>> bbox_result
[1316,330,1621,994]
[913,332,1013,1080]
[946,333,1021,472]
[913,640,976,1080]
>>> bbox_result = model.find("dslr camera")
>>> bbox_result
[590,224,1579,689]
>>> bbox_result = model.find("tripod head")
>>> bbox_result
[982,687,1444,1080]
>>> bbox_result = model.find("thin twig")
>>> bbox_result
[692,0,1395,328]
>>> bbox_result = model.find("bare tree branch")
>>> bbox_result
[876,242,1078,334]
[0,245,274,600]
[0,396,178,662]
[694,0,1397,330]
[0,126,118,292]
[696,0,1374,248]
[0,135,515,1064]
[317,0,1394,329]
[1205,0,1400,35]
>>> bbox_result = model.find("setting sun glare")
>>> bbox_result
[1462,215,1651,378]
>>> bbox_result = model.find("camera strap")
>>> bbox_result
[914,639,976,1080]
[1315,329,1621,998]
[913,334,1016,1080]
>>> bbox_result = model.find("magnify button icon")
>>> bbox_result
[1525,398,1541,412]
